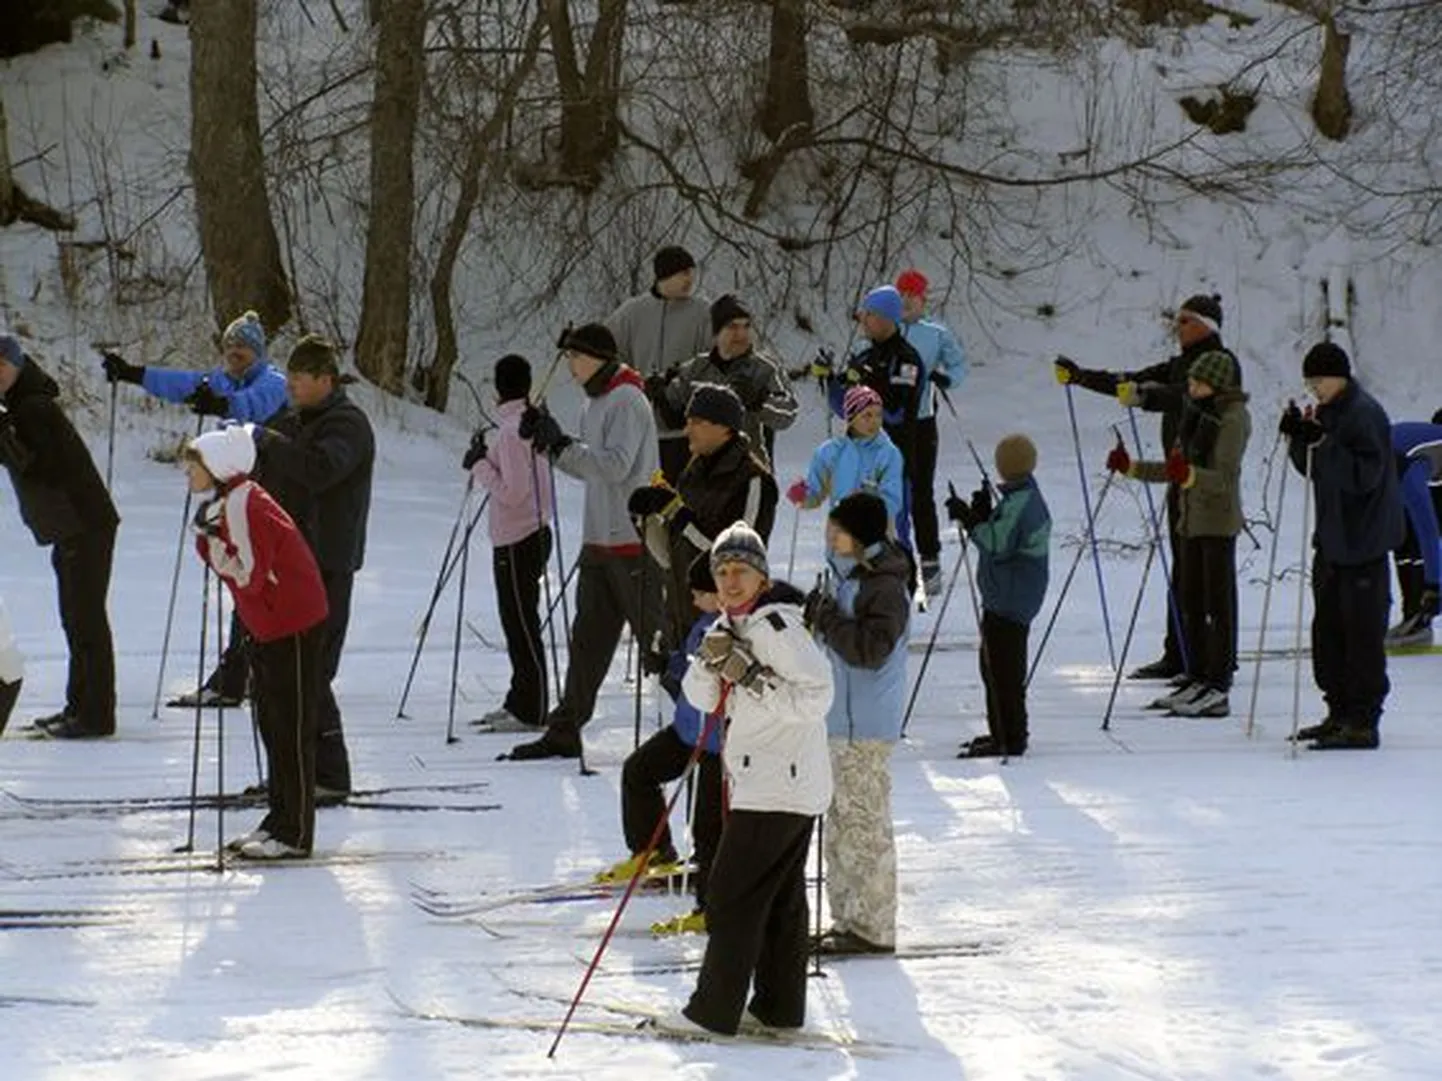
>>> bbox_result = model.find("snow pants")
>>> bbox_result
[1180,535,1237,690]
[980,610,1030,754]
[52,528,116,734]
[494,526,552,726]
[824,740,897,948]
[315,570,354,793]
[250,625,323,852]
[621,726,723,909]
[685,810,814,1035]
[1312,555,1391,732]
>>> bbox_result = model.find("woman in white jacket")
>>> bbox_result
[664,521,834,1038]
[0,594,24,735]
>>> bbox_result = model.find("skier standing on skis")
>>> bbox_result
[184,425,328,860]
[1106,352,1251,719]
[1282,342,1403,750]
[1386,418,1442,647]
[463,354,554,733]
[947,435,1051,758]
[653,521,831,1037]
[1055,293,1242,682]
[895,269,968,596]
[803,491,910,955]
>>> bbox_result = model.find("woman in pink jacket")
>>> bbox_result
[462,354,554,732]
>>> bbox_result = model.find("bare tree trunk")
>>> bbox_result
[354,0,426,394]
[124,0,137,48]
[189,0,291,332]
[1311,12,1352,141]
[0,99,12,217]
[544,0,627,191]
[758,0,814,143]
[423,16,547,412]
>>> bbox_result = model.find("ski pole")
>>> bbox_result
[900,542,966,737]
[1101,532,1158,731]
[152,413,207,719]
[444,499,475,746]
[213,571,226,871]
[395,481,475,719]
[105,380,118,491]
[549,477,572,653]
[785,500,801,582]
[1125,410,1191,676]
[1027,471,1116,687]
[549,698,726,1058]
[1246,430,1288,739]
[1064,383,1117,668]
[1287,444,1315,755]
[809,815,826,979]
[177,560,211,854]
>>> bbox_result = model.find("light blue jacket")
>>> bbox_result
[142,359,288,424]
[803,429,906,528]
[900,317,967,420]
[815,542,911,741]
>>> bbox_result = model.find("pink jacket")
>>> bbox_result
[471,398,553,547]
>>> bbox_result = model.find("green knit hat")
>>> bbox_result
[1188,350,1235,390]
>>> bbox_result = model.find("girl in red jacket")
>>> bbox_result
[184,425,329,860]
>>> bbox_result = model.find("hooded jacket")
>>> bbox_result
[142,358,288,424]
[971,475,1052,624]
[814,541,911,742]
[1132,390,1251,538]
[0,358,119,546]
[682,582,834,816]
[606,290,713,440]
[191,427,329,643]
[660,347,798,459]
[802,428,906,527]
[554,363,659,552]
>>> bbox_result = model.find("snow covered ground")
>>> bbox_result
[4,382,1442,1081]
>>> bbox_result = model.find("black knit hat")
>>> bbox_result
[653,245,696,282]
[829,491,889,548]
[710,293,751,335]
[686,383,745,432]
[687,552,716,594]
[1180,293,1224,329]
[494,354,531,402]
[560,322,619,364]
[1303,341,1351,379]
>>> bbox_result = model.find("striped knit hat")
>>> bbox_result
[844,384,882,421]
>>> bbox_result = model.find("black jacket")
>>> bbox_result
[1288,380,1404,566]
[1072,335,1242,451]
[670,434,778,572]
[0,359,118,546]
[832,332,924,436]
[254,387,375,573]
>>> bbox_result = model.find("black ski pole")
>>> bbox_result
[900,542,966,737]
[444,501,476,746]
[1065,382,1118,669]
[178,560,211,854]
[213,571,226,871]
[152,413,207,719]
[1125,411,1192,676]
[809,815,826,979]
[1101,532,1157,731]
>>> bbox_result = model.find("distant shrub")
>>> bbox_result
[0,0,121,60]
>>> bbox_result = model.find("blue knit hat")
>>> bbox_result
[221,310,267,360]
[858,285,903,324]
[0,334,24,369]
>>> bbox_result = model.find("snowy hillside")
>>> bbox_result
[3,3,1442,1079]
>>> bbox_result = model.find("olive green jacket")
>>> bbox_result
[1133,393,1251,538]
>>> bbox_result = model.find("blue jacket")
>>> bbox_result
[804,429,906,529]
[663,612,722,753]
[1289,382,1404,566]
[142,359,288,424]
[814,541,911,741]
[900,317,967,420]
[1392,422,1442,586]
[972,476,1051,624]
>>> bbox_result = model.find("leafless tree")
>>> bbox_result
[533,0,628,191]
[758,0,814,144]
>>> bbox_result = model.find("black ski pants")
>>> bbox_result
[621,726,723,910]
[980,610,1029,754]
[1312,555,1391,732]
[495,526,552,727]
[250,625,323,852]
[685,810,814,1035]
[545,546,662,735]
[52,527,116,734]
[1180,535,1237,691]
[315,570,354,792]
[910,417,942,562]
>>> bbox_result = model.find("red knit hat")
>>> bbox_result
[895,269,929,296]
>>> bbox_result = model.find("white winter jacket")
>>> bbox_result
[0,595,24,684]
[682,586,834,816]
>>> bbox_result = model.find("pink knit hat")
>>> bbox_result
[843,385,882,420]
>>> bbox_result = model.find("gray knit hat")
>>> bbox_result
[710,521,769,577]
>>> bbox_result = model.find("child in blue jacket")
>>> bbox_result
[596,555,724,935]
[947,435,1051,758]
[803,491,911,954]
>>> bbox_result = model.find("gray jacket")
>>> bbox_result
[553,365,659,550]
[661,347,798,458]
[607,292,712,439]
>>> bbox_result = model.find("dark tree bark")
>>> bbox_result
[1311,12,1352,141]
[758,0,814,143]
[355,0,426,394]
[189,0,291,332]
[544,0,627,191]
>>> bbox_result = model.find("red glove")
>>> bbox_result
[1164,448,1192,486]
[1104,442,1131,474]
[785,478,809,506]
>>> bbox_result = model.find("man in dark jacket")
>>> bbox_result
[252,336,375,797]
[1282,342,1403,750]
[0,335,120,739]
[629,384,779,649]
[1056,292,1242,681]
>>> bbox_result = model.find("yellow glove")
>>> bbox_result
[1054,357,1079,385]
[843,367,864,384]
[1117,381,1144,408]
[808,361,832,379]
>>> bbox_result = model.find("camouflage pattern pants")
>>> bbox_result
[824,739,897,948]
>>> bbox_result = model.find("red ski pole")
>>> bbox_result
[548,687,729,1057]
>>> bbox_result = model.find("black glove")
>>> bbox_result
[102,351,145,385]
[640,649,670,678]
[1420,587,1440,619]
[971,484,994,521]
[192,499,222,537]
[186,381,231,418]
[643,368,675,403]
[929,369,952,391]
[521,405,570,455]
[627,485,681,519]
[802,587,835,631]
[1279,400,1323,446]
[944,490,972,527]
[461,429,487,471]
[1054,356,1081,385]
